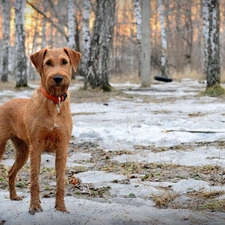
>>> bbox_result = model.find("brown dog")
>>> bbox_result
[0,48,81,214]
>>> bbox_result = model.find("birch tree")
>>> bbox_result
[79,0,91,77]
[202,0,209,76]
[134,0,141,77]
[141,0,151,87]
[84,0,116,91]
[202,0,221,90]
[2,0,11,82]
[15,0,27,87]
[158,0,168,77]
[68,0,76,50]
[68,0,77,79]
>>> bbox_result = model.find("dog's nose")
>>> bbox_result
[53,75,63,84]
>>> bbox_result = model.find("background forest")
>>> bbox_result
[0,0,225,86]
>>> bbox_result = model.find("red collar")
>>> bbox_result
[40,86,67,104]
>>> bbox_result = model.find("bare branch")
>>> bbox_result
[47,0,68,27]
[166,129,225,133]
[26,0,68,41]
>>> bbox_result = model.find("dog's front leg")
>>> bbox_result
[55,146,69,213]
[29,145,42,214]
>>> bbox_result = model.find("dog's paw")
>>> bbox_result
[55,204,69,213]
[10,195,22,201]
[29,203,43,215]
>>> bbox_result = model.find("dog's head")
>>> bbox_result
[30,47,81,97]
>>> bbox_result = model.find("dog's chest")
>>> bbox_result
[42,124,67,152]
[44,118,70,136]
[32,116,71,151]
[49,122,59,131]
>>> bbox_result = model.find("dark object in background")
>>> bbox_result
[154,75,173,82]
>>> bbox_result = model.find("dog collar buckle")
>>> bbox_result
[61,93,67,101]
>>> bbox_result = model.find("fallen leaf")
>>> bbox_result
[71,176,80,185]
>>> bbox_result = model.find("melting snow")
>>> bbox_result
[1,79,225,224]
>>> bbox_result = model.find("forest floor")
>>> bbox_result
[1,79,225,224]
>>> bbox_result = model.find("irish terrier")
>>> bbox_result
[0,47,81,214]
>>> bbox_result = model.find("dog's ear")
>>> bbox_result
[63,47,82,72]
[30,48,48,74]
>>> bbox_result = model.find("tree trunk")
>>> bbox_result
[84,0,116,92]
[185,2,193,66]
[75,17,81,53]
[204,0,220,88]
[134,0,141,77]
[97,1,115,91]
[79,0,91,77]
[68,0,76,79]
[68,0,76,50]
[202,0,209,76]
[84,0,103,90]
[15,0,27,87]
[2,0,10,82]
[141,0,151,87]
[158,0,168,77]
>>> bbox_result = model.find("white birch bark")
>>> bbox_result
[202,0,209,76]
[68,0,76,50]
[80,0,91,76]
[15,0,27,87]
[134,0,141,76]
[141,0,151,87]
[2,0,10,82]
[158,0,168,77]
[203,0,220,88]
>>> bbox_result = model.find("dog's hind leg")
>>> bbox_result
[8,136,29,200]
[0,140,7,161]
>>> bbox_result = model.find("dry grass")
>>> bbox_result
[2,68,225,91]
[153,190,225,212]
[70,85,134,103]
[110,73,140,84]
[199,199,225,212]
[171,69,205,82]
[200,84,225,97]
[152,192,178,208]
[110,69,225,85]
[184,190,225,212]
[189,190,225,199]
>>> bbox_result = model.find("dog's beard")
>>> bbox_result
[45,76,70,97]
[47,84,69,97]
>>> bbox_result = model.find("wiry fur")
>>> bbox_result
[0,48,81,214]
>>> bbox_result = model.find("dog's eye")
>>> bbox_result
[62,59,68,65]
[46,60,52,66]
